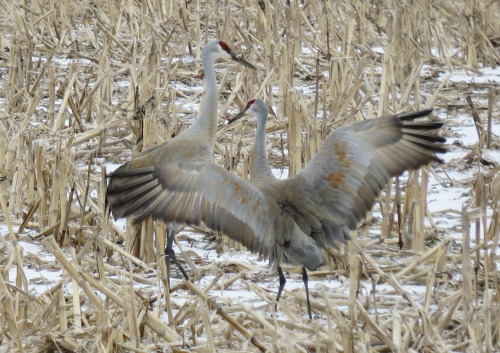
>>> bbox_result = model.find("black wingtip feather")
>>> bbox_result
[403,131,447,144]
[398,109,434,121]
[403,122,444,130]
[434,156,445,163]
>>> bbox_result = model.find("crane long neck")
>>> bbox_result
[251,114,276,181]
[188,53,218,145]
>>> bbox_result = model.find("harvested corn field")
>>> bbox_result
[1,0,499,352]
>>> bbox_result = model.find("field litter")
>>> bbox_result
[1,0,500,352]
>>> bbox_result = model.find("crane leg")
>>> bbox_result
[165,229,189,291]
[302,267,312,319]
[275,266,286,310]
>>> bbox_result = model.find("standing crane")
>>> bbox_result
[108,97,446,318]
[105,40,255,282]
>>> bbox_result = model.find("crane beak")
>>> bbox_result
[230,53,256,70]
[227,107,249,124]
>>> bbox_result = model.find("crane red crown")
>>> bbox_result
[219,41,231,53]
[247,99,256,107]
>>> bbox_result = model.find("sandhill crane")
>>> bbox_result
[105,40,255,282]
[225,99,446,317]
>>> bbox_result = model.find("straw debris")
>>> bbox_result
[1,0,499,352]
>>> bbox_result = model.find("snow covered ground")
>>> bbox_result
[2,61,499,352]
[6,75,499,304]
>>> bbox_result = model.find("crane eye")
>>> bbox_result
[247,99,256,108]
[219,41,231,53]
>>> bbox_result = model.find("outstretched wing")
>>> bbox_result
[106,160,301,265]
[293,109,446,247]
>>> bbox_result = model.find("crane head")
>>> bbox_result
[210,40,256,70]
[227,99,268,124]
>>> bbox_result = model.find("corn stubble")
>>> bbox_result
[1,0,499,352]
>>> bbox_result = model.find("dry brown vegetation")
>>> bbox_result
[1,0,500,352]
